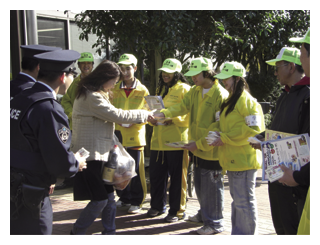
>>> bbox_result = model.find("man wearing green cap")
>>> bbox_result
[154,57,229,234]
[250,46,309,235]
[112,54,150,214]
[277,29,310,235]
[57,52,94,190]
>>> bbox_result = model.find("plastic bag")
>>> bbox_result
[102,135,137,190]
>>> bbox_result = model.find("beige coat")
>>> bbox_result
[71,91,150,161]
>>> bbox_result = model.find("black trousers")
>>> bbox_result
[268,181,306,235]
[149,150,187,216]
[10,196,52,235]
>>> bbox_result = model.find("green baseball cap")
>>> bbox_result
[289,28,310,44]
[214,61,246,79]
[158,58,182,73]
[118,53,137,67]
[266,47,301,66]
[78,52,94,62]
[184,57,213,76]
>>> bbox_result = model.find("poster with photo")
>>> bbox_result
[261,133,310,182]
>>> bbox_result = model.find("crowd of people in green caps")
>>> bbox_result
[10,25,310,235]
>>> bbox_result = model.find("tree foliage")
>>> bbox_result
[75,10,310,107]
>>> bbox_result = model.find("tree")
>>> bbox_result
[75,10,310,129]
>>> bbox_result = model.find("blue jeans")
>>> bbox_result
[72,192,116,235]
[194,166,224,232]
[227,169,258,235]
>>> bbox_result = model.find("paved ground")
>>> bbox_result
[50,160,276,235]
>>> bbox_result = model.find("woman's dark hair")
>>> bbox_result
[76,60,122,100]
[220,76,250,117]
[156,71,189,98]
[202,69,217,81]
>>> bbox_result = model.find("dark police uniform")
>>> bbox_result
[10,50,81,235]
[10,45,62,99]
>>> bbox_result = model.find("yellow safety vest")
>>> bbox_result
[150,81,191,151]
[112,79,149,147]
[162,80,229,160]
[216,90,265,171]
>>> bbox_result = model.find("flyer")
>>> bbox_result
[265,129,296,141]
[144,95,165,110]
[261,133,310,182]
[165,140,195,148]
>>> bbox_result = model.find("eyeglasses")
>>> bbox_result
[274,63,288,72]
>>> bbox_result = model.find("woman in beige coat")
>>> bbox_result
[70,60,151,235]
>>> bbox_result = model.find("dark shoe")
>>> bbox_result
[70,230,74,235]
[55,182,72,190]
[164,212,186,223]
[147,208,165,217]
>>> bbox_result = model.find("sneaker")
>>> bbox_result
[116,199,130,208]
[196,226,219,235]
[188,214,202,223]
[147,208,165,217]
[128,205,141,214]
[164,212,186,223]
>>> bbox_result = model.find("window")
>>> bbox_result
[37,17,67,49]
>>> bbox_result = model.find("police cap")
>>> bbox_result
[34,50,81,73]
[20,44,62,58]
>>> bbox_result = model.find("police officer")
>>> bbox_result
[10,49,87,235]
[10,44,62,99]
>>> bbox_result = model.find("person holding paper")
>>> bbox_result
[147,58,191,223]
[278,28,310,235]
[112,54,150,214]
[252,45,309,235]
[153,57,229,234]
[209,61,265,235]
[70,60,152,235]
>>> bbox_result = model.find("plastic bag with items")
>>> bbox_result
[102,135,137,190]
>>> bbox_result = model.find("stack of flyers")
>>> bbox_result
[77,147,90,159]
[144,96,165,110]
[247,137,261,144]
[205,131,220,144]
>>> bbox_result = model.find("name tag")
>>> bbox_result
[245,115,261,127]
[215,111,220,121]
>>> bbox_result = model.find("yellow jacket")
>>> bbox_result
[112,79,149,147]
[150,81,191,151]
[61,75,81,130]
[215,90,265,171]
[162,80,229,160]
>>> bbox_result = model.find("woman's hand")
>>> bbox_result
[182,142,198,152]
[210,137,224,146]
[74,152,87,171]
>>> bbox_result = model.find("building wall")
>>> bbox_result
[35,10,105,74]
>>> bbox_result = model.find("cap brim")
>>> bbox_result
[214,73,232,79]
[265,59,280,66]
[158,68,176,73]
[184,70,202,76]
[118,61,136,66]
[289,37,305,43]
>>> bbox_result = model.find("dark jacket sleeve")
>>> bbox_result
[293,162,310,187]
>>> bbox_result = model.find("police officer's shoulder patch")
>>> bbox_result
[58,126,70,144]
